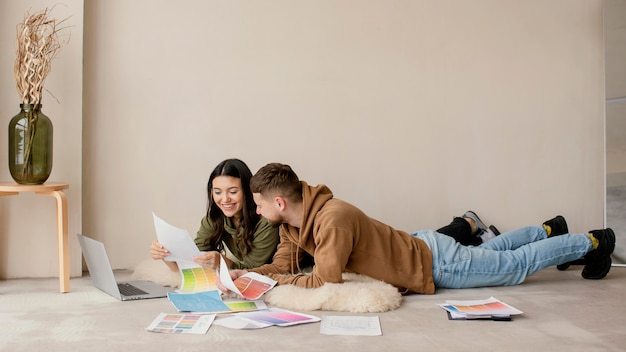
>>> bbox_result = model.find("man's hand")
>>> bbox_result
[217,269,248,294]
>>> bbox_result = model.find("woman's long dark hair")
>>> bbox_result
[205,158,259,256]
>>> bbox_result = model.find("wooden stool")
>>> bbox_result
[0,182,70,293]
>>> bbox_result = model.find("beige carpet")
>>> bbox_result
[1,266,625,351]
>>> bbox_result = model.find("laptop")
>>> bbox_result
[77,234,173,301]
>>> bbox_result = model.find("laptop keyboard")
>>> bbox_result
[118,282,148,296]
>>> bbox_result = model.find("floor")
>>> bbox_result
[1,267,625,352]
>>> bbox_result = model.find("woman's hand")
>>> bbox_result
[193,251,223,269]
[150,240,170,260]
[150,240,179,272]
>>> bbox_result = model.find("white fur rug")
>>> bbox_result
[131,259,181,287]
[263,273,402,313]
[132,260,402,313]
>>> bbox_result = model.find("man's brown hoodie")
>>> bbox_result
[250,181,435,294]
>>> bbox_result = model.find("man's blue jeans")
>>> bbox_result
[411,226,592,289]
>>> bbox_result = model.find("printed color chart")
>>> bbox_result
[146,313,215,334]
[179,266,218,293]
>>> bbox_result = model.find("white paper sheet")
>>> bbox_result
[320,315,382,336]
[212,316,271,329]
[153,212,201,262]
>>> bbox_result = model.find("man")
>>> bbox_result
[222,163,615,294]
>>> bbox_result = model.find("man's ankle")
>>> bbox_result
[463,217,477,234]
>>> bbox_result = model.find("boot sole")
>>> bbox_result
[582,256,612,279]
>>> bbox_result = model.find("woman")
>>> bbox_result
[150,158,279,271]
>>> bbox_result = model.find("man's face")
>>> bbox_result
[253,192,284,227]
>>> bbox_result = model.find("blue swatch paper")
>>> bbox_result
[167,290,231,313]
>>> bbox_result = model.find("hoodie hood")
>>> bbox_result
[281,181,333,252]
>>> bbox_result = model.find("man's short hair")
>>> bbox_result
[251,163,302,202]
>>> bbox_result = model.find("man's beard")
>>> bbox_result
[266,214,285,227]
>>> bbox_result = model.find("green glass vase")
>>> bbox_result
[8,104,53,184]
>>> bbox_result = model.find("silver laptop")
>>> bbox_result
[77,234,173,301]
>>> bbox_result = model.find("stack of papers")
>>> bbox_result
[153,213,276,312]
[437,297,523,321]
[167,290,268,314]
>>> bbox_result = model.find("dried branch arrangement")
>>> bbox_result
[14,8,69,104]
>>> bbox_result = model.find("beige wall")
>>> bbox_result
[0,0,83,278]
[0,0,607,277]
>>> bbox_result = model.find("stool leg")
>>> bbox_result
[45,190,70,293]
[56,190,69,292]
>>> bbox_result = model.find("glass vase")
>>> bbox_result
[8,104,53,184]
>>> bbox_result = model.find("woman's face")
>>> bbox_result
[211,175,244,219]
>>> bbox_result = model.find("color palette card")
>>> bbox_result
[235,308,321,327]
[177,261,218,293]
[218,256,277,299]
[146,313,215,334]
[213,308,321,330]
